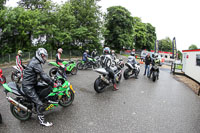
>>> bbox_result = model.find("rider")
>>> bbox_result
[149,53,160,78]
[127,52,138,78]
[111,50,116,60]
[91,49,97,58]
[16,50,24,79]
[22,48,54,127]
[104,55,119,91]
[82,50,91,64]
[56,48,68,79]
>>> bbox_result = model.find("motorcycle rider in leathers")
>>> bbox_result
[22,48,54,127]
[104,51,119,91]
[56,48,68,79]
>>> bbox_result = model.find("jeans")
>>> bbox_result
[144,64,150,76]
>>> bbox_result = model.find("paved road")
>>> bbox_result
[0,60,200,133]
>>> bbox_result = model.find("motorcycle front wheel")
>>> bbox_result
[77,62,83,70]
[59,90,75,107]
[123,69,131,80]
[152,71,157,82]
[94,77,107,93]
[10,98,32,121]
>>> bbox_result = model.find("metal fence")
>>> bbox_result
[0,49,83,64]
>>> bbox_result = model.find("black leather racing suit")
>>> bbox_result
[22,57,54,114]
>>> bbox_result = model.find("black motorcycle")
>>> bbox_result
[124,62,140,79]
[149,65,159,82]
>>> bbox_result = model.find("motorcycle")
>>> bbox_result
[11,65,26,83]
[77,57,100,70]
[49,60,77,78]
[123,62,140,79]
[93,63,123,93]
[0,69,75,121]
[149,65,159,82]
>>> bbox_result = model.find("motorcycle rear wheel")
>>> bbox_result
[71,67,78,75]
[94,77,106,93]
[59,90,75,107]
[49,67,58,77]
[11,71,20,83]
[10,98,32,121]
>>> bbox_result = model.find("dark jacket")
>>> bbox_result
[145,56,151,65]
[22,57,54,86]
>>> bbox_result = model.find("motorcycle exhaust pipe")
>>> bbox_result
[6,97,31,113]
[100,75,109,84]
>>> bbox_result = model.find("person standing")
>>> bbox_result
[144,53,151,76]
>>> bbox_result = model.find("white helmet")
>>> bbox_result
[58,48,63,54]
[36,48,48,64]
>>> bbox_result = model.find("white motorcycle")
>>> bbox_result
[123,62,140,80]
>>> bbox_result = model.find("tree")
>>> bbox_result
[17,0,48,10]
[188,44,198,50]
[0,0,7,10]
[70,0,102,51]
[104,6,134,51]
[145,23,156,50]
[158,37,172,52]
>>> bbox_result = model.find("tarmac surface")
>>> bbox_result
[0,58,200,133]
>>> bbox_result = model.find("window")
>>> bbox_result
[196,54,200,66]
[165,55,168,58]
[161,55,163,57]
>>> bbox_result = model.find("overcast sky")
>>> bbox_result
[6,0,200,51]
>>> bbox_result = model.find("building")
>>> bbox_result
[182,49,200,83]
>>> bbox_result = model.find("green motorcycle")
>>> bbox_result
[0,69,75,121]
[77,57,100,70]
[49,60,77,78]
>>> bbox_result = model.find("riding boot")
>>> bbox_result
[38,115,53,127]
[113,83,118,91]
[37,105,53,127]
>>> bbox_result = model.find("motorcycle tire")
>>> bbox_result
[71,67,78,75]
[123,69,131,80]
[0,113,2,124]
[49,67,58,77]
[94,77,106,93]
[11,71,20,83]
[59,90,75,107]
[152,72,156,82]
[10,98,32,121]
[77,62,83,70]
[93,62,100,69]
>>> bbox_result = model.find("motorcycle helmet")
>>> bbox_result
[130,51,135,56]
[18,50,23,56]
[58,48,63,54]
[86,50,89,53]
[104,47,110,54]
[36,48,48,64]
